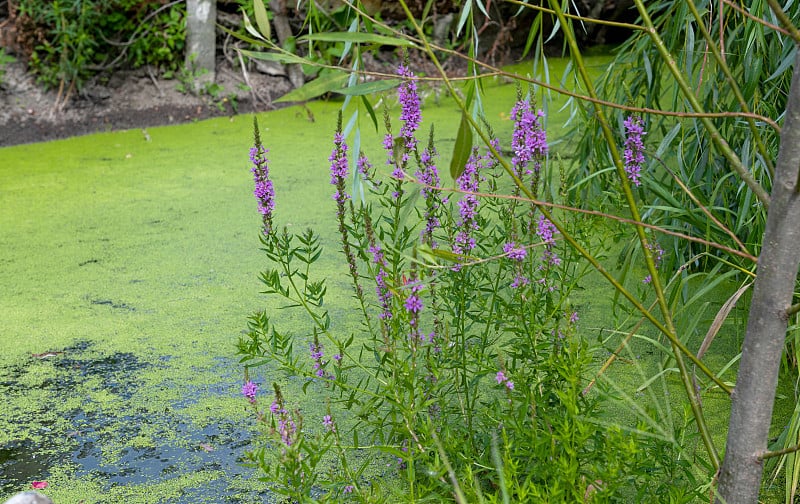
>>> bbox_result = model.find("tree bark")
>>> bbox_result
[185,0,217,88]
[269,0,304,89]
[717,49,800,503]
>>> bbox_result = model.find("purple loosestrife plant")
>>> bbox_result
[452,148,482,269]
[330,116,365,302]
[642,239,665,284]
[415,131,445,247]
[240,62,644,502]
[536,214,561,267]
[623,115,646,187]
[251,117,275,236]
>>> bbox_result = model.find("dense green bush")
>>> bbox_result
[14,0,186,90]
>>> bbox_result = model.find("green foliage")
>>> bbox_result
[15,0,186,90]
[568,0,794,276]
[239,78,706,499]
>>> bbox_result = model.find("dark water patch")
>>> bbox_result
[89,298,135,311]
[0,440,58,494]
[0,341,266,501]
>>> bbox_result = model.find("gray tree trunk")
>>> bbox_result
[717,49,800,503]
[185,0,217,89]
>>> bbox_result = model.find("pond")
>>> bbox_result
[0,56,610,502]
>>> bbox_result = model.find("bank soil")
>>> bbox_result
[0,56,296,148]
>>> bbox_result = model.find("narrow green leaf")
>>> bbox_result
[450,111,473,180]
[275,72,349,103]
[456,0,472,36]
[300,32,416,47]
[360,95,379,132]
[331,79,401,96]
[253,0,271,41]
[241,11,266,42]
[240,49,309,66]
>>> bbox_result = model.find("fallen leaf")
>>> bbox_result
[199,443,214,452]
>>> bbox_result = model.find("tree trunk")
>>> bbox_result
[717,49,800,503]
[185,0,217,88]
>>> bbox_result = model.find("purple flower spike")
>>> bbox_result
[623,115,646,187]
[397,64,421,151]
[511,99,548,176]
[323,414,335,432]
[330,131,350,206]
[250,120,275,236]
[496,371,507,384]
[241,380,258,404]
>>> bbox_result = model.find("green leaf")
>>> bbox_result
[300,32,416,47]
[360,95,379,132]
[240,49,309,66]
[241,11,266,42]
[331,79,401,96]
[450,111,473,180]
[275,71,349,103]
[253,0,271,41]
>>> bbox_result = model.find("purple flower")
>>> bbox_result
[330,131,350,205]
[536,215,557,245]
[536,215,561,266]
[323,414,335,432]
[570,311,579,324]
[241,380,258,403]
[623,115,646,187]
[250,119,275,236]
[370,244,393,320]
[510,100,548,176]
[416,140,444,246]
[310,341,332,379]
[511,274,530,289]
[357,152,373,181]
[503,242,527,261]
[343,485,355,494]
[496,370,514,391]
[404,293,423,314]
[310,342,324,361]
[452,148,483,268]
[270,400,281,415]
[397,64,421,151]
[642,240,664,284]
